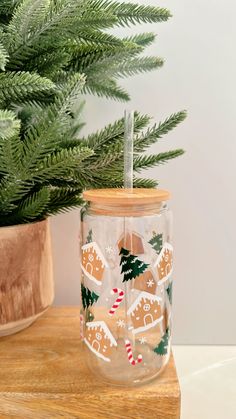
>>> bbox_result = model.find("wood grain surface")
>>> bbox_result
[0,307,180,419]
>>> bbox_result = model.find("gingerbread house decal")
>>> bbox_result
[154,243,173,285]
[127,291,163,334]
[134,269,157,295]
[118,231,144,255]
[84,321,117,362]
[81,242,108,285]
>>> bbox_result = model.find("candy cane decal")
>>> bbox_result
[125,339,143,365]
[108,288,125,316]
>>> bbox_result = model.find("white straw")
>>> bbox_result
[124,110,134,189]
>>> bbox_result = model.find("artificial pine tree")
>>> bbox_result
[149,232,163,254]
[120,247,149,282]
[0,1,187,227]
[154,328,170,356]
[81,284,99,309]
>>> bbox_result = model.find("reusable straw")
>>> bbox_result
[124,110,134,189]
[123,110,134,334]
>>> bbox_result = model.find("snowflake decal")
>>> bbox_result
[116,319,125,328]
[105,245,117,259]
[139,337,147,344]
[147,279,155,288]
[105,245,116,256]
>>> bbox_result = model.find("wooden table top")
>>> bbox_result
[0,307,180,419]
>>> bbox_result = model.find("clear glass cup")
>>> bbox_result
[80,188,173,386]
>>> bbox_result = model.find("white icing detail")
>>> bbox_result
[139,337,147,344]
[158,276,171,285]
[86,321,117,347]
[132,315,163,335]
[116,319,125,328]
[84,338,111,362]
[143,303,150,312]
[154,242,173,268]
[81,264,102,285]
[96,332,102,341]
[127,291,162,316]
[147,279,155,288]
[82,242,108,267]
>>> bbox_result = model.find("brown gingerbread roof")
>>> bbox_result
[127,291,162,316]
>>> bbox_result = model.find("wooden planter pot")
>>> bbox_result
[0,219,54,337]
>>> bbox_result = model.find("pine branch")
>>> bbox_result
[5,187,50,224]
[0,131,23,176]
[0,109,20,140]
[133,150,185,172]
[46,178,82,189]
[27,50,71,77]
[123,32,156,48]
[5,1,121,70]
[6,0,51,51]
[69,40,142,73]
[85,142,123,171]
[75,30,123,48]
[89,1,172,26]
[22,73,86,171]
[73,10,118,30]
[133,177,158,188]
[134,111,187,152]
[0,72,55,106]
[0,1,21,15]
[0,176,31,214]
[33,146,93,182]
[44,187,83,216]
[84,112,150,150]
[86,56,164,80]
[84,78,130,101]
[9,100,46,134]
[0,41,8,71]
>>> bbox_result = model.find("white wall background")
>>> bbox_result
[51,0,236,344]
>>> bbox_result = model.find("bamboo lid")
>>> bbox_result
[83,188,170,206]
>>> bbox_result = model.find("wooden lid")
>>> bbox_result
[83,188,170,206]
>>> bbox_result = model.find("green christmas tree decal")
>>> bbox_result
[81,284,99,310]
[86,229,93,244]
[166,282,173,305]
[154,328,170,356]
[119,247,149,282]
[149,232,163,254]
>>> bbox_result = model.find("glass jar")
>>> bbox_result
[80,188,173,386]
